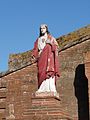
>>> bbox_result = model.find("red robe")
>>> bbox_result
[32,34,60,88]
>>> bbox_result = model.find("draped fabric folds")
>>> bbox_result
[32,34,60,88]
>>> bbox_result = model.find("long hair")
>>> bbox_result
[39,25,50,37]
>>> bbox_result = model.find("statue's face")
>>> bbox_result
[40,25,47,34]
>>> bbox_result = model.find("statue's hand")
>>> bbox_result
[31,55,36,62]
[31,55,35,59]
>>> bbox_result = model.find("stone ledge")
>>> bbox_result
[32,92,60,100]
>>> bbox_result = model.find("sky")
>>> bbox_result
[0,0,90,72]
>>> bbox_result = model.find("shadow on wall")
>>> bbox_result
[74,64,89,120]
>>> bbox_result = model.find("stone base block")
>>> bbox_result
[31,92,60,108]
[23,92,75,120]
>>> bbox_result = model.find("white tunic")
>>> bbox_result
[38,36,47,54]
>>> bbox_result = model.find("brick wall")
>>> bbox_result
[3,63,38,120]
[0,39,89,120]
[0,78,6,120]
[58,40,90,120]
[85,52,90,118]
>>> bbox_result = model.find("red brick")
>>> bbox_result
[0,37,90,119]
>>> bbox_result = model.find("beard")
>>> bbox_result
[41,32,46,36]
